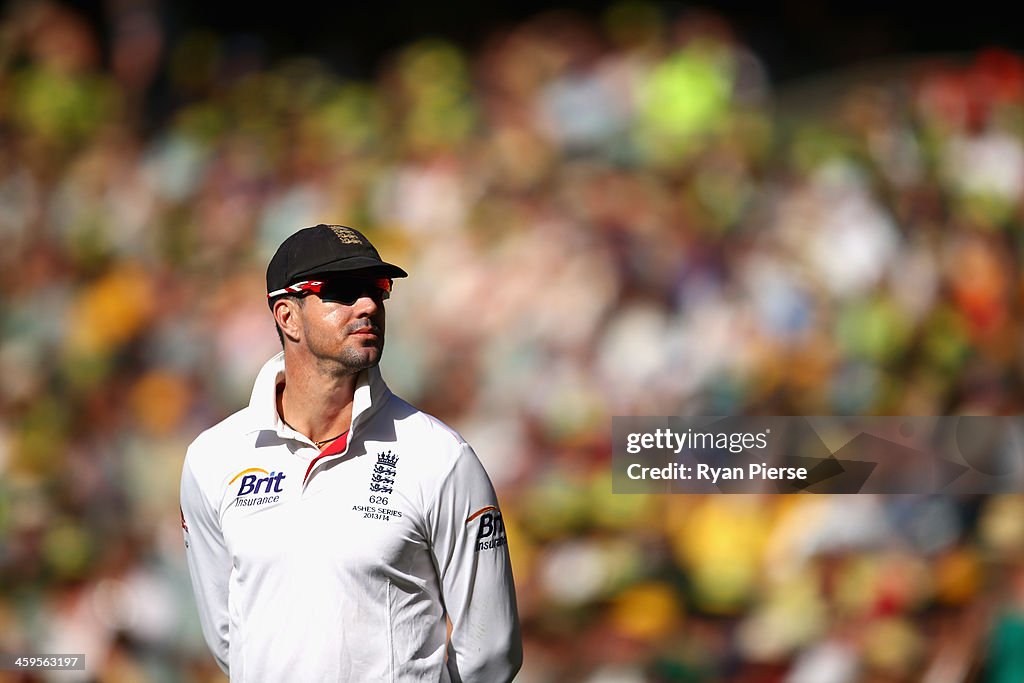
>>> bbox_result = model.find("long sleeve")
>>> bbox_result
[180,450,231,674]
[427,443,523,683]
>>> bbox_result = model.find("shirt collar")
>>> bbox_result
[245,351,391,439]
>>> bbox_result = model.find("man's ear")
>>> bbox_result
[273,298,303,343]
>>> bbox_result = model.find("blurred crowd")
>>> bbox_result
[2,1,1024,681]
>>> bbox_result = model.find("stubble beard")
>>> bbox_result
[307,320,385,378]
[335,341,383,375]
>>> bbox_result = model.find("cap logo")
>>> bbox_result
[328,225,363,245]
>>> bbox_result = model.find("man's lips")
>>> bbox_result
[349,325,380,336]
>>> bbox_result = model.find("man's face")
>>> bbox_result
[294,277,390,375]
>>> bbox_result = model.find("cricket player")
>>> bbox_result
[180,224,522,682]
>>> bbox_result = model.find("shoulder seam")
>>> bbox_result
[182,444,219,520]
[423,441,471,522]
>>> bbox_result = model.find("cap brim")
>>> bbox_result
[294,256,408,280]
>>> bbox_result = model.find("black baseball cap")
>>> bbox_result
[267,224,408,296]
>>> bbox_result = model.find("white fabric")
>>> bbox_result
[181,352,522,682]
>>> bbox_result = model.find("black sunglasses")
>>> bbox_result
[268,278,392,305]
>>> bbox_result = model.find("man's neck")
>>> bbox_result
[277,357,361,445]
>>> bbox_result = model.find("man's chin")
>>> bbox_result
[340,345,383,372]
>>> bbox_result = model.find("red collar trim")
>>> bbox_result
[303,431,349,485]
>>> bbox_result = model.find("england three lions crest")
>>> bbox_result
[370,450,399,494]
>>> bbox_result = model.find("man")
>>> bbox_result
[180,224,522,682]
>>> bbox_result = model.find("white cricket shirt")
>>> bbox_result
[180,353,522,682]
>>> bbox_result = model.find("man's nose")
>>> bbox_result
[352,292,381,316]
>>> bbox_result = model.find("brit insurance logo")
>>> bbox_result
[467,505,507,552]
[230,468,286,507]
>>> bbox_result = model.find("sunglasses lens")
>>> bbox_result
[316,278,392,304]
